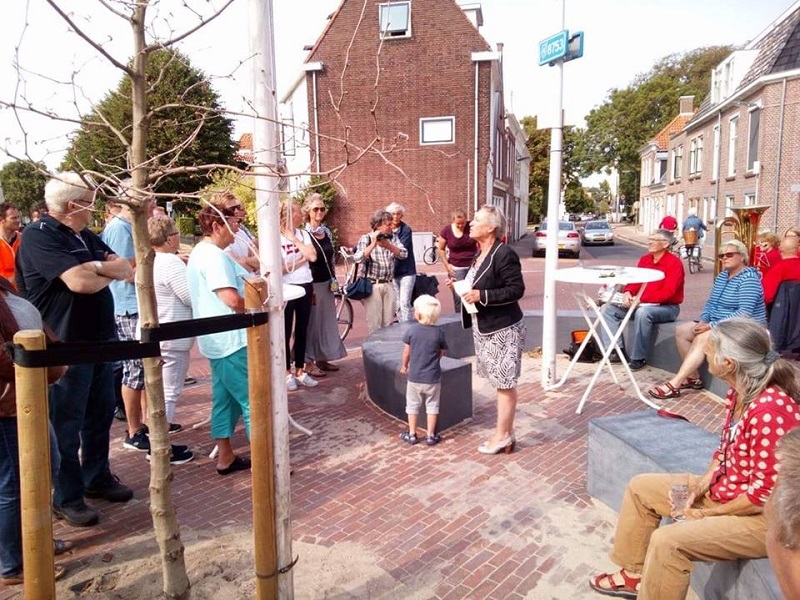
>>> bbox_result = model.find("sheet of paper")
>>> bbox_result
[453,279,478,314]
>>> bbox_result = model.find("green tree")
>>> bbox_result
[0,160,48,217]
[521,116,583,221]
[61,48,238,196]
[577,46,731,203]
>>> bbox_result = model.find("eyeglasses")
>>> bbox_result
[311,207,326,212]
[718,252,741,259]
[647,238,667,243]
[228,204,243,211]
[168,231,180,237]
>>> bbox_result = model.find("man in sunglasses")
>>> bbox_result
[599,229,685,371]
[15,172,135,527]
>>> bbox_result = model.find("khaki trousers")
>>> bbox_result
[363,282,396,334]
[611,473,767,600]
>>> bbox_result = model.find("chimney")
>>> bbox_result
[679,95,695,115]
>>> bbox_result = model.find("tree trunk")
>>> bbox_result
[128,3,190,598]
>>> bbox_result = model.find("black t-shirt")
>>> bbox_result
[308,231,335,284]
[402,323,448,384]
[16,215,116,342]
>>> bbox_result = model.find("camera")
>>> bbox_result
[376,233,391,242]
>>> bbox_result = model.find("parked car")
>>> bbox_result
[532,220,581,258]
[581,220,615,245]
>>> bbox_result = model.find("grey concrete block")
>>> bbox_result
[587,410,717,512]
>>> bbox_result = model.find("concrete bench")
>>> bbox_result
[588,411,782,600]
[362,309,592,432]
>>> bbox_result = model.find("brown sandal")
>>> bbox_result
[648,382,681,400]
[679,377,704,390]
[589,570,641,598]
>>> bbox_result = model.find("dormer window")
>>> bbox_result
[379,2,411,39]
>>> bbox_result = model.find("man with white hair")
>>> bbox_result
[386,202,416,322]
[16,172,135,527]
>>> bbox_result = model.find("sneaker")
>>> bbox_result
[425,433,441,446]
[53,501,100,527]
[123,427,150,452]
[84,472,133,503]
[629,359,647,371]
[286,375,299,392]
[146,444,194,465]
[168,422,183,434]
[296,372,319,388]
[400,432,418,445]
[113,405,127,421]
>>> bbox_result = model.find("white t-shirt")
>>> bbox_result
[225,228,255,260]
[153,252,194,352]
[281,229,313,285]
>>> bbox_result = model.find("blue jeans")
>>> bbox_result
[601,303,681,361]
[49,362,115,507]
[393,274,416,322]
[0,419,59,577]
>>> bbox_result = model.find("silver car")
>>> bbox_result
[532,220,581,258]
[581,220,615,246]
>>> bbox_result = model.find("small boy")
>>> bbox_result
[399,294,448,446]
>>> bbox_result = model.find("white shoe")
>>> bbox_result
[296,372,319,387]
[286,375,299,392]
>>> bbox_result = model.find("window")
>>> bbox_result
[689,137,703,175]
[744,192,756,205]
[725,194,735,217]
[695,136,703,174]
[712,125,720,179]
[420,117,455,145]
[672,144,683,180]
[379,2,411,39]
[728,116,738,177]
[747,108,760,172]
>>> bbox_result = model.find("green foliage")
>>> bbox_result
[61,48,238,196]
[564,181,590,215]
[176,216,196,237]
[200,170,257,230]
[0,161,48,217]
[521,116,583,221]
[577,46,732,203]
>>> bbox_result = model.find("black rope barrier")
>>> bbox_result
[8,312,269,368]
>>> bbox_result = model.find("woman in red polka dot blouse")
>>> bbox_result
[590,318,800,600]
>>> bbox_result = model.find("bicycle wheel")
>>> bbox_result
[334,294,353,341]
[422,245,438,265]
[688,256,697,274]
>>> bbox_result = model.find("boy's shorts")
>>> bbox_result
[405,381,441,415]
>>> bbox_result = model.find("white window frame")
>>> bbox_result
[728,116,738,177]
[672,144,683,179]
[695,136,703,175]
[746,107,760,172]
[378,2,411,39]
[712,125,720,180]
[419,116,455,146]
[744,192,756,206]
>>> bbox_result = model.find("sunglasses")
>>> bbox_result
[228,204,243,211]
[311,206,327,212]
[718,252,741,259]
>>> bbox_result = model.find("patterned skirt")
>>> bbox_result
[472,318,526,389]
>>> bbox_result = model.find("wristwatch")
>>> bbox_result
[92,260,102,274]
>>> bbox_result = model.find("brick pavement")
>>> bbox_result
[1,228,725,599]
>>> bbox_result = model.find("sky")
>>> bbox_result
[0,0,796,170]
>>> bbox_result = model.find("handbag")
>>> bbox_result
[563,329,602,363]
[345,259,373,300]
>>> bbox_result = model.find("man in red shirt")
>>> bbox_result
[0,203,21,288]
[601,229,685,370]
[658,213,678,233]
[762,236,800,308]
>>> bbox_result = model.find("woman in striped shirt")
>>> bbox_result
[649,239,766,400]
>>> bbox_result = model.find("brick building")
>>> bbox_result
[279,0,530,251]
[639,0,800,240]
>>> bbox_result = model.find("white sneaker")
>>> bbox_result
[296,372,319,387]
[286,375,299,392]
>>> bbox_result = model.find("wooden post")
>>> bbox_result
[245,278,278,599]
[13,330,56,600]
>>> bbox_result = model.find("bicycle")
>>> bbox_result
[422,234,439,265]
[681,230,703,274]
[333,246,357,341]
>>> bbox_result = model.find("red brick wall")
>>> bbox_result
[305,0,494,246]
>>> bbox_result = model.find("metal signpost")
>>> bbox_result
[539,15,584,389]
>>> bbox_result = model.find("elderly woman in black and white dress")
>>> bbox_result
[451,205,525,455]
[302,194,346,376]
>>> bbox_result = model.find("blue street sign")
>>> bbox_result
[539,30,568,66]
[564,31,584,62]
